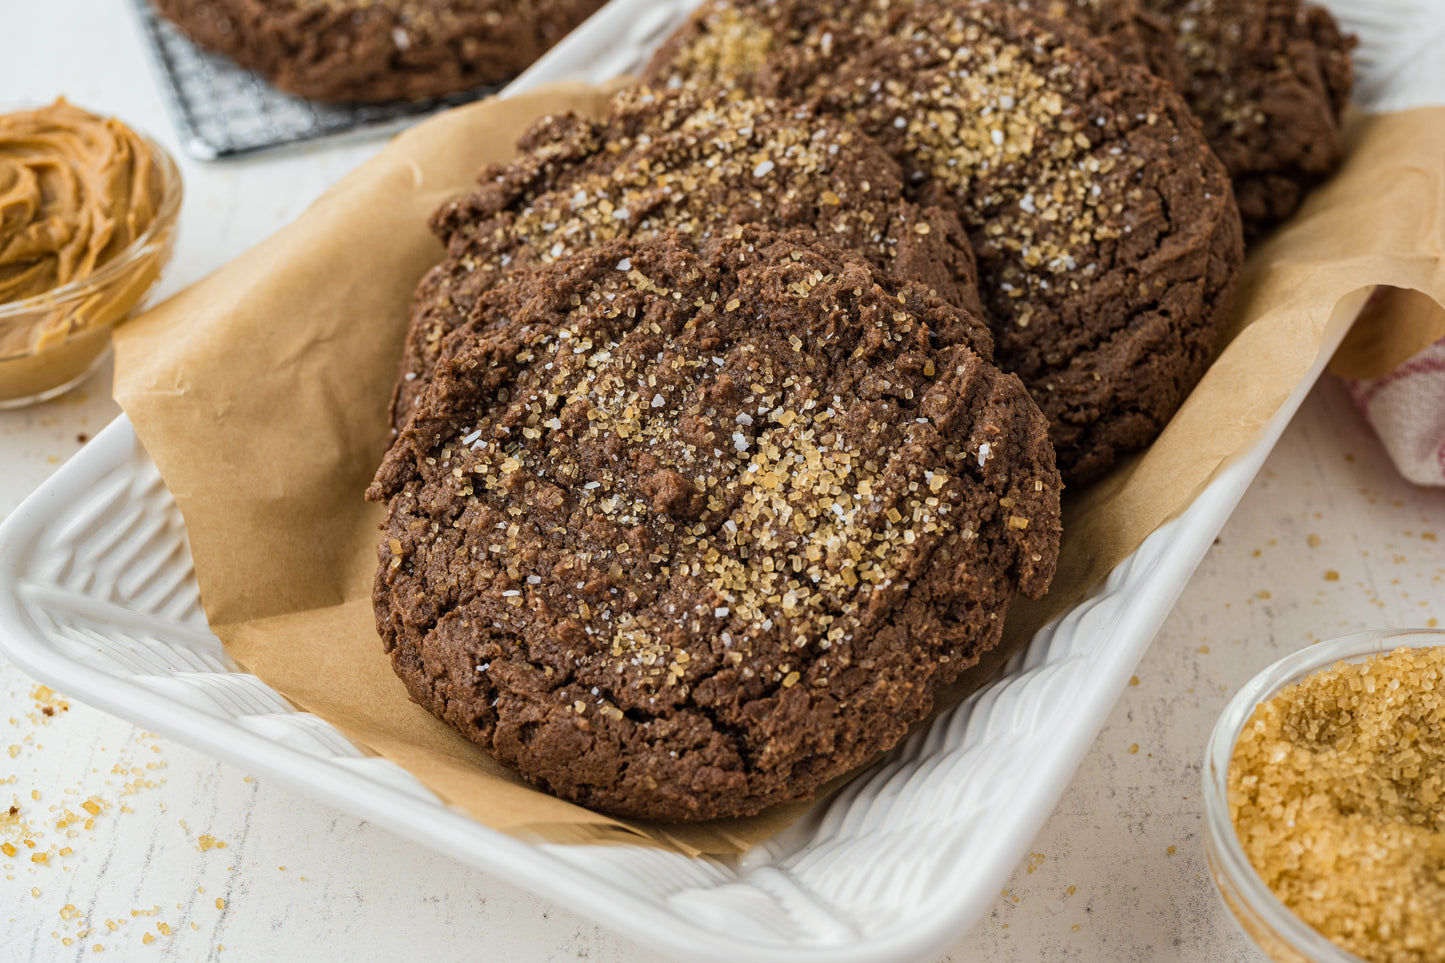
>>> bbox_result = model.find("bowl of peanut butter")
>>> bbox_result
[0,99,182,407]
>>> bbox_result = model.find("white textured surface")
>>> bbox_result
[2,2,1443,961]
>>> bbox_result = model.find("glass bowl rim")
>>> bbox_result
[1202,626,1445,963]
[0,113,183,325]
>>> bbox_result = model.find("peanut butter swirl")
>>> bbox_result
[0,99,164,307]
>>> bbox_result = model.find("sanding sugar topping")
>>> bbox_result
[444,268,953,688]
[815,7,1138,323]
[660,2,780,83]
[659,3,1151,329]
[488,93,912,281]
[387,246,1017,701]
[1013,0,1140,38]
[1165,0,1267,132]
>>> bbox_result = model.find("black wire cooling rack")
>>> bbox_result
[131,0,509,161]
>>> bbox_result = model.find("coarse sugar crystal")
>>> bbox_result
[1228,646,1445,963]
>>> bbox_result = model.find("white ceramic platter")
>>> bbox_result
[0,0,1432,958]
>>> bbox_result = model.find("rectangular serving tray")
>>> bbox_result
[0,0,1404,958]
[0,323,1370,962]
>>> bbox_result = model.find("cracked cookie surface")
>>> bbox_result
[370,230,1059,820]
[647,1,1244,484]
[394,87,983,433]
[645,0,1186,92]
[1141,0,1354,236]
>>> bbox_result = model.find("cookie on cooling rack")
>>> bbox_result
[151,0,608,102]
[369,229,1060,821]
[391,86,985,433]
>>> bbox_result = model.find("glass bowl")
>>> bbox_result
[1202,627,1445,963]
[0,125,182,408]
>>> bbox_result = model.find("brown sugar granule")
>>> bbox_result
[30,685,69,721]
[1228,646,1445,963]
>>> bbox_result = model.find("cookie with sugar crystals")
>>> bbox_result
[648,1,1245,484]
[1011,0,1186,87]
[1141,0,1354,236]
[393,86,985,433]
[645,0,1186,93]
[369,230,1060,821]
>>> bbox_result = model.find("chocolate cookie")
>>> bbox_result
[646,0,1185,93]
[151,0,607,102]
[369,230,1061,821]
[648,1,1244,484]
[393,87,984,432]
[1141,0,1354,236]
[1015,0,1186,88]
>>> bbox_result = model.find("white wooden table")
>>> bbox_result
[3,4,1443,960]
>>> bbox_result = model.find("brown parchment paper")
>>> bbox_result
[112,88,1445,857]
[1331,285,1445,380]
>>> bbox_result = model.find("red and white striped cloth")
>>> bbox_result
[1343,333,1445,487]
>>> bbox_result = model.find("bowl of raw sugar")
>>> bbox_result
[1203,628,1445,963]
